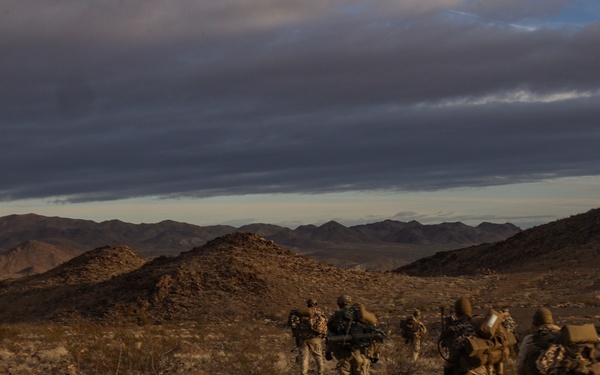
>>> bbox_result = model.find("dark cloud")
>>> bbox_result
[1,1,600,203]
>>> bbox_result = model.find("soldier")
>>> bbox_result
[500,307,519,360]
[400,309,427,361]
[439,297,480,375]
[517,308,561,375]
[501,309,517,335]
[288,298,327,375]
[326,294,381,375]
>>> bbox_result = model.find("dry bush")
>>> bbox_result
[0,319,531,374]
[0,320,297,375]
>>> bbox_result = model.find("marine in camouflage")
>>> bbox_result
[292,298,327,375]
[517,308,561,375]
[401,309,427,361]
[326,295,382,375]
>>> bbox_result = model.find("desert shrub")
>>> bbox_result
[65,322,223,374]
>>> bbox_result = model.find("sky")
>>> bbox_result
[2,0,600,230]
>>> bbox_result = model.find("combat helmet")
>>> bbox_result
[337,294,352,308]
[532,308,553,327]
[454,297,472,318]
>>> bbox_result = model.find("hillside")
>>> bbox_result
[395,208,600,276]
[0,231,598,325]
[0,213,521,276]
[0,244,146,323]
[0,240,80,279]
[0,233,462,324]
[0,227,597,374]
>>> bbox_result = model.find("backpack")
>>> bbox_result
[400,316,420,340]
[327,305,385,353]
[522,327,562,375]
[545,324,600,375]
[458,309,517,370]
[288,307,327,339]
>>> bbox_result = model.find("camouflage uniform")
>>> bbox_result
[517,308,561,375]
[296,299,326,375]
[326,295,374,375]
[298,334,325,375]
[501,309,518,342]
[441,297,483,375]
[500,307,519,371]
[403,309,427,361]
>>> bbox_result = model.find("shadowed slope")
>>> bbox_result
[0,240,81,279]
[0,233,445,324]
[395,208,600,276]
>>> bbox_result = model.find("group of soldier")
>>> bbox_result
[289,295,600,375]
[290,295,383,375]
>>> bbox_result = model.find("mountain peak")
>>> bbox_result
[40,244,146,285]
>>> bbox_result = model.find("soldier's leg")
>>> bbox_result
[298,340,310,375]
[308,338,325,375]
[336,356,352,375]
[350,350,370,375]
[412,338,421,361]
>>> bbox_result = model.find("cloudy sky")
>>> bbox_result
[2,0,600,229]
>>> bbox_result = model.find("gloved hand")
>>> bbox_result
[325,352,333,361]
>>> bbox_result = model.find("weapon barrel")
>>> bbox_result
[327,333,381,343]
[440,306,445,332]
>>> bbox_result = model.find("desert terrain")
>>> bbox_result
[0,209,598,374]
[0,213,520,277]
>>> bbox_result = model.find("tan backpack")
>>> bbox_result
[460,309,517,369]
[545,324,600,375]
[288,307,327,339]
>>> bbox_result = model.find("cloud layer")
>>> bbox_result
[2,0,600,203]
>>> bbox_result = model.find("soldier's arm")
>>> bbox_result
[516,334,534,375]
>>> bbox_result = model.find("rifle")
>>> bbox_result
[327,332,385,344]
[438,306,452,362]
[440,306,445,333]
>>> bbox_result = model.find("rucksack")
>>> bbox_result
[544,324,600,375]
[522,327,562,375]
[458,309,517,370]
[288,307,327,339]
[327,305,385,352]
[400,317,420,339]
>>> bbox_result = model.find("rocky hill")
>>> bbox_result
[38,244,147,285]
[0,240,80,279]
[0,230,598,328]
[0,233,376,322]
[0,233,450,324]
[395,208,600,276]
[0,213,520,276]
[0,244,146,322]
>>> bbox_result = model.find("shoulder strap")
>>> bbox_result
[535,329,561,349]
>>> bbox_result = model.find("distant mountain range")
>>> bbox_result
[0,206,598,324]
[0,213,520,278]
